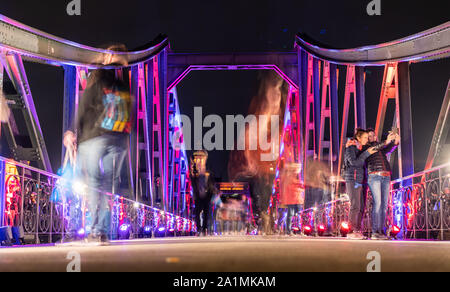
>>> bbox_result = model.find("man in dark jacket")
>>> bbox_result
[190,150,216,236]
[362,129,399,240]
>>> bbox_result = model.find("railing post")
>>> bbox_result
[0,159,5,227]
[439,167,444,240]
[425,175,430,240]
[20,165,25,230]
[35,172,40,244]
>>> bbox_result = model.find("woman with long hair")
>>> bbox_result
[343,129,377,239]
[228,70,288,234]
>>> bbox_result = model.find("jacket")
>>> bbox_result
[362,141,398,174]
[75,69,132,144]
[343,145,371,184]
[191,171,216,201]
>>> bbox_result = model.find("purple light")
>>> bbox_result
[158,227,165,232]
[77,228,85,236]
[119,224,130,232]
[144,226,152,232]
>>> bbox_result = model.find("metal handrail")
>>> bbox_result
[0,13,168,68]
[295,22,450,66]
[0,155,195,243]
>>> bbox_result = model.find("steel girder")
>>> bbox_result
[425,80,450,170]
[0,52,52,172]
[295,22,450,66]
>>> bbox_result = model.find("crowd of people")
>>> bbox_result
[59,45,400,242]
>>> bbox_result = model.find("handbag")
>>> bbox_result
[50,145,76,203]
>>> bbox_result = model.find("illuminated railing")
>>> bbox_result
[292,163,450,240]
[0,156,196,245]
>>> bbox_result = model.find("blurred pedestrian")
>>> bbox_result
[190,150,216,236]
[64,44,132,243]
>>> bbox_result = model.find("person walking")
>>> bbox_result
[190,150,216,236]
[63,44,132,243]
[279,163,304,236]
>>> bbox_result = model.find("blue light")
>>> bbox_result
[144,226,152,232]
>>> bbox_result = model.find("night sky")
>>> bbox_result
[1,0,449,179]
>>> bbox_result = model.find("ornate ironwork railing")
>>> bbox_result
[292,163,450,240]
[0,156,196,245]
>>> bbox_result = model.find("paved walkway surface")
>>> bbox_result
[1,236,449,272]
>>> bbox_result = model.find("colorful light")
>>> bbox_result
[340,222,350,237]
[318,224,326,236]
[390,225,401,238]
[303,225,313,236]
[77,228,85,237]
[143,226,152,238]
[119,224,131,239]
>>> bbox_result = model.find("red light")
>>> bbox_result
[303,225,313,236]
[317,224,326,236]
[391,225,401,237]
[340,222,350,237]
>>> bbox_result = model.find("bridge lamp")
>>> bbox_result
[390,225,401,238]
[318,224,326,236]
[77,228,85,238]
[119,224,131,239]
[143,226,152,238]
[303,225,313,236]
[155,226,166,238]
[340,222,350,237]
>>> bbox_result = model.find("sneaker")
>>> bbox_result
[99,234,110,245]
[347,232,365,240]
[86,233,101,243]
[58,234,77,244]
[371,233,388,240]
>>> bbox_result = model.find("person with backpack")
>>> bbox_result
[63,44,132,243]
[344,129,378,239]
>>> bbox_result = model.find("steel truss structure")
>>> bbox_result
[0,13,449,241]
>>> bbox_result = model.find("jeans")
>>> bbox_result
[346,181,366,232]
[77,133,128,236]
[286,205,301,233]
[368,174,391,234]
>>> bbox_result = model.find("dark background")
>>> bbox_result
[0,0,449,180]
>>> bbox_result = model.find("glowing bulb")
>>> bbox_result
[72,180,87,195]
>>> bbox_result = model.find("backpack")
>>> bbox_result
[99,87,132,133]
